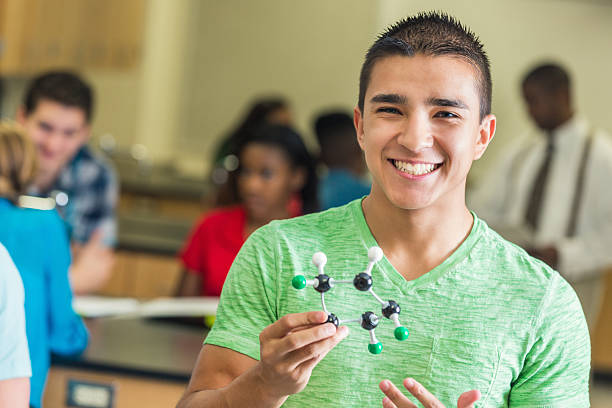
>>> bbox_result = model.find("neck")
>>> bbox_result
[362,183,473,281]
[34,169,60,193]
[550,111,575,133]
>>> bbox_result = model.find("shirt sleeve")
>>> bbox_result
[508,273,590,407]
[100,164,119,247]
[0,245,32,380]
[73,160,118,247]
[203,224,279,360]
[46,212,89,356]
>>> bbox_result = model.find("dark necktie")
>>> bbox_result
[524,134,555,231]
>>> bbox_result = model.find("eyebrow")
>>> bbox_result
[370,93,407,105]
[370,94,469,111]
[426,97,469,110]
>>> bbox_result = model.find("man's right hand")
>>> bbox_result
[177,311,349,408]
[254,311,349,401]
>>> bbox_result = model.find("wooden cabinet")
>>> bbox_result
[98,250,182,299]
[0,0,145,74]
[592,269,612,372]
[44,367,186,408]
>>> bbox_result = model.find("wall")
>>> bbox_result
[174,0,379,175]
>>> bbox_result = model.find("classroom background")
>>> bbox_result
[0,0,611,407]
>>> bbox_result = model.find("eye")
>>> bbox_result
[376,107,401,115]
[261,168,274,179]
[434,111,459,119]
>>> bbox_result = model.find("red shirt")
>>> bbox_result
[179,206,247,296]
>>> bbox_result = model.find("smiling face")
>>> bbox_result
[17,99,90,180]
[354,54,495,212]
[237,143,304,223]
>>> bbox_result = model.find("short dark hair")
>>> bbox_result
[522,63,571,94]
[313,111,360,168]
[314,111,355,145]
[23,71,94,122]
[358,11,492,121]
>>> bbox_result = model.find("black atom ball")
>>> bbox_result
[382,300,401,318]
[326,313,339,327]
[353,272,373,291]
[360,311,379,330]
[314,274,332,293]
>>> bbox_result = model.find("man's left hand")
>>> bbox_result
[379,378,480,408]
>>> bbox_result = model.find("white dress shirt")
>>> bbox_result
[469,116,612,328]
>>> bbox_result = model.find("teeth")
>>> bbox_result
[393,160,437,175]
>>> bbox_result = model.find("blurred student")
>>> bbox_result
[0,244,31,408]
[314,111,370,210]
[17,71,118,294]
[211,97,293,207]
[177,124,318,297]
[469,62,612,330]
[0,122,88,408]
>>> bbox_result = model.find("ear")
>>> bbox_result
[353,106,365,151]
[290,166,306,192]
[474,114,496,161]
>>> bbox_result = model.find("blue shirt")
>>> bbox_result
[0,198,88,408]
[319,169,371,210]
[0,243,31,381]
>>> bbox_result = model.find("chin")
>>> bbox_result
[385,191,436,211]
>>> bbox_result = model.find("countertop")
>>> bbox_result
[52,317,207,382]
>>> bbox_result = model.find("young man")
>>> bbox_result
[470,63,612,331]
[178,13,590,407]
[17,71,117,294]
[314,111,371,210]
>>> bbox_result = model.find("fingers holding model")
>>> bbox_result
[255,310,349,399]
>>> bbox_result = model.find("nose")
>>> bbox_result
[240,173,264,195]
[42,132,63,154]
[396,111,433,152]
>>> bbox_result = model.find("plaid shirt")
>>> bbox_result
[34,146,118,246]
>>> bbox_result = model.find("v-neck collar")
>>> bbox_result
[350,198,484,294]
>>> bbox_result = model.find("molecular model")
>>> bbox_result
[291,247,409,354]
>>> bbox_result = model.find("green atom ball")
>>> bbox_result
[291,275,307,289]
[394,326,409,341]
[368,342,383,355]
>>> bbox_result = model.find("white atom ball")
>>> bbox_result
[368,246,383,262]
[312,252,327,267]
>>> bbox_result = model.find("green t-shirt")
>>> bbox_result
[205,199,590,407]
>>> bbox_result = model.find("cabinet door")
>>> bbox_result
[104,0,145,69]
[0,0,144,74]
[0,0,29,73]
[592,269,612,372]
[99,250,181,299]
